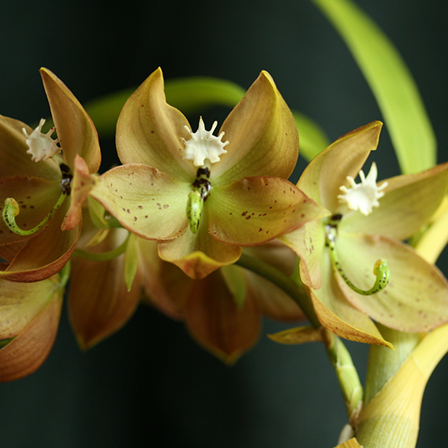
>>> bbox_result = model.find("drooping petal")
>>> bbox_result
[279,220,327,290]
[138,238,190,320]
[69,227,141,349]
[0,115,60,179]
[116,67,195,182]
[0,176,61,245]
[62,155,98,231]
[341,162,448,240]
[0,202,79,282]
[208,177,327,246]
[0,282,62,382]
[184,270,261,364]
[311,252,391,346]
[336,232,448,332]
[40,68,101,173]
[211,71,299,185]
[90,164,190,240]
[298,121,382,212]
[158,215,242,279]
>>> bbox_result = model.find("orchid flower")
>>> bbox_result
[88,68,326,279]
[0,68,101,282]
[281,122,448,346]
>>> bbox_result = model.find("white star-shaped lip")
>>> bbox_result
[337,162,388,216]
[181,117,229,167]
[22,118,61,163]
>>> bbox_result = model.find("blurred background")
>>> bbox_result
[0,0,447,446]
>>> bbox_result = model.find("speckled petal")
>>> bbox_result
[336,232,448,332]
[0,279,62,382]
[311,251,391,347]
[279,220,327,290]
[69,227,141,349]
[0,176,61,245]
[211,71,299,185]
[90,164,190,240]
[0,115,60,179]
[40,68,101,173]
[298,122,382,212]
[341,162,448,240]
[116,67,195,182]
[184,269,261,364]
[158,215,242,280]
[208,177,327,246]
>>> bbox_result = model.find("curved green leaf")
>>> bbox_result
[313,0,436,173]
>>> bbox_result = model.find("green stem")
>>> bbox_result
[235,252,363,419]
[72,233,130,261]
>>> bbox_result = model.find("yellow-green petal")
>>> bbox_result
[298,121,382,211]
[0,283,62,382]
[116,67,195,182]
[90,164,190,240]
[40,68,101,173]
[341,162,448,240]
[336,232,448,332]
[212,71,299,185]
[208,177,327,246]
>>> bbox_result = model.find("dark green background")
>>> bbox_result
[0,0,447,446]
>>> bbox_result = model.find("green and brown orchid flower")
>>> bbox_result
[281,121,448,346]
[89,68,326,279]
[0,68,101,282]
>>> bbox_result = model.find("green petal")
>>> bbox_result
[116,67,195,182]
[0,115,60,179]
[158,216,242,279]
[40,68,101,173]
[0,176,61,245]
[90,164,190,240]
[0,202,79,282]
[184,270,261,364]
[0,282,62,382]
[313,0,436,174]
[211,71,299,185]
[69,227,140,349]
[208,177,327,246]
[298,121,382,212]
[341,162,448,240]
[311,251,391,347]
[336,232,448,332]
[279,220,327,290]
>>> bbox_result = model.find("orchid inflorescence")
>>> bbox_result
[0,66,448,385]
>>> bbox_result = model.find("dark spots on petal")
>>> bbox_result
[145,215,148,219]
[259,228,262,232]
[229,212,233,215]
[301,213,306,218]
[134,216,137,222]
[246,216,251,220]
[21,205,26,209]
[138,205,143,209]
[127,209,130,214]
[163,204,169,209]
[242,211,248,216]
